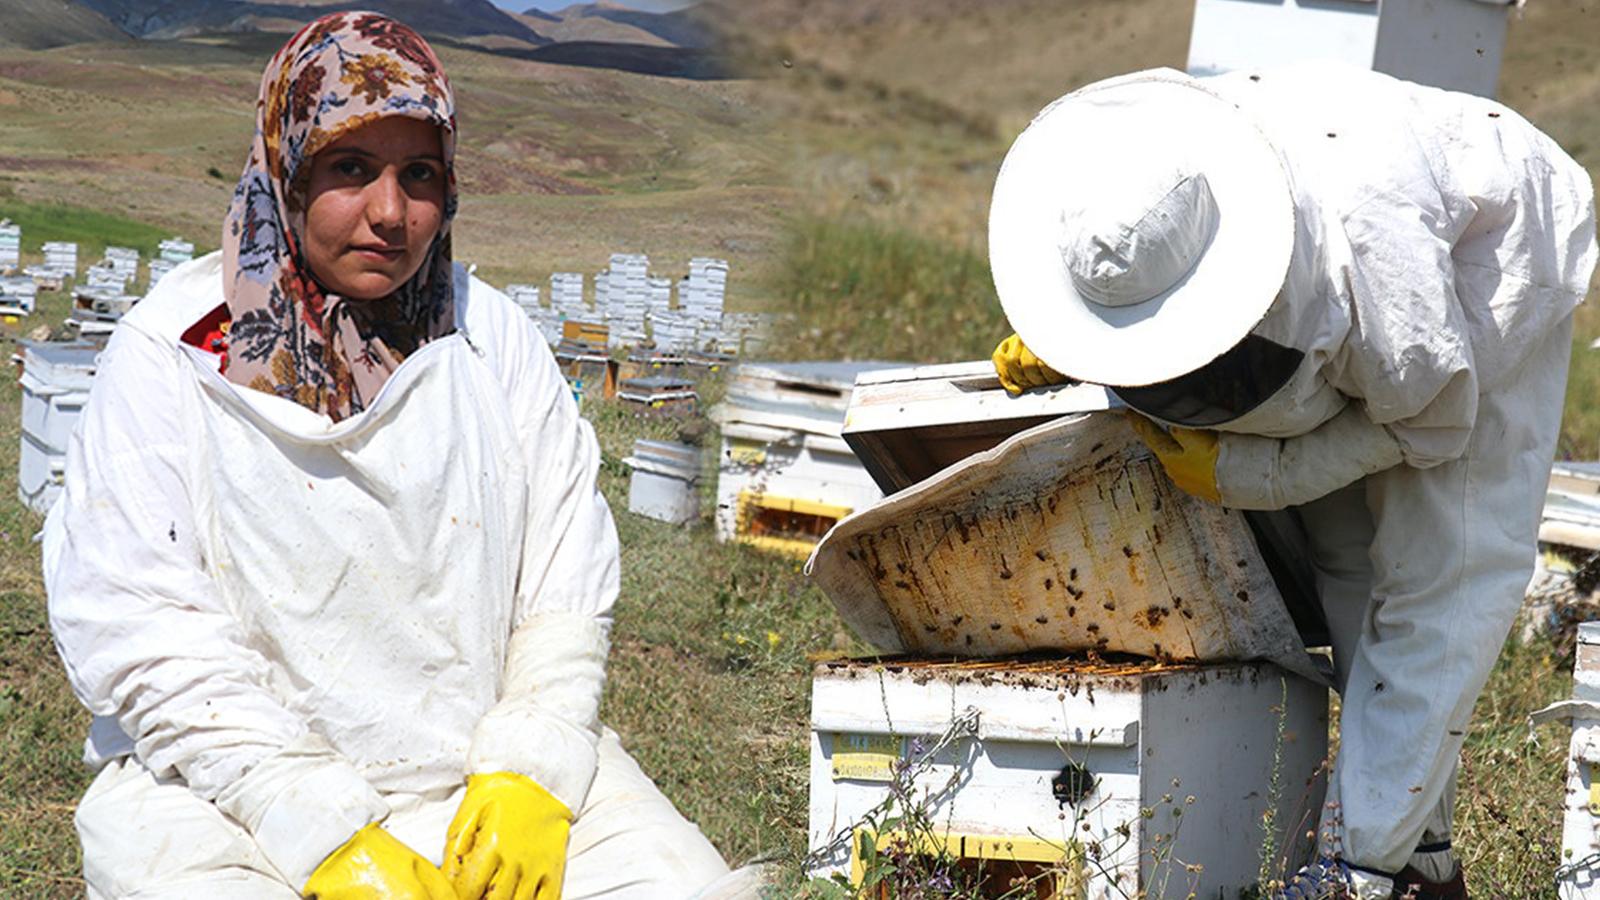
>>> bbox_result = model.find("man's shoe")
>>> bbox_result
[1390,864,1467,900]
[1271,858,1355,899]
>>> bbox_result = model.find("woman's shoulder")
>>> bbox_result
[121,250,227,347]
[453,263,558,383]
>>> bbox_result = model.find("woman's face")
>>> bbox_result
[302,116,446,301]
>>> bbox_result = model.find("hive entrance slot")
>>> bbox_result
[749,505,835,541]
[851,828,1085,900]
[735,490,850,558]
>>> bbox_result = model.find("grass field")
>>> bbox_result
[3,1,1600,896]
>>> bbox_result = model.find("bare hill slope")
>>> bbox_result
[0,0,128,49]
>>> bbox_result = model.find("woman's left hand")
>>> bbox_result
[444,771,573,900]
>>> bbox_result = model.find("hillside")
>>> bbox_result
[0,0,128,49]
[0,29,784,294]
[72,0,550,43]
[526,2,713,49]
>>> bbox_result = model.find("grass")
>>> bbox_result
[2,2,1598,895]
[772,217,1008,364]
[0,189,187,266]
[0,296,1582,896]
[0,283,93,899]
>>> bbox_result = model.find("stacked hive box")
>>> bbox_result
[680,257,727,329]
[616,375,697,416]
[712,361,896,557]
[0,221,19,272]
[43,242,78,279]
[0,276,38,315]
[18,341,99,514]
[148,259,175,287]
[549,272,586,320]
[84,265,127,292]
[597,253,649,348]
[104,247,139,284]
[649,310,697,355]
[623,439,701,524]
[647,277,672,317]
[158,237,194,264]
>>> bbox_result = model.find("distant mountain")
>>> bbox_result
[70,0,552,44]
[0,0,129,49]
[521,2,712,49]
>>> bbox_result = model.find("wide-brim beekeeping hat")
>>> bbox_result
[988,68,1294,387]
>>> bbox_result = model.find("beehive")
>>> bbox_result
[807,655,1329,899]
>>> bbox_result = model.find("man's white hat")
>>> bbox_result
[989,68,1294,387]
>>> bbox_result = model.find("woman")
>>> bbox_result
[45,14,740,899]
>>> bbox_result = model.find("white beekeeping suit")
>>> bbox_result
[990,65,1596,898]
[44,253,734,898]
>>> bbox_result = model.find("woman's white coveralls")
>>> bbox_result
[45,253,732,898]
[1190,67,1597,884]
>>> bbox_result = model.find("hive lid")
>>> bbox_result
[714,360,905,438]
[842,360,1119,493]
[806,411,1325,684]
[21,340,100,390]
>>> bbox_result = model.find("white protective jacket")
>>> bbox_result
[1196,66,1597,508]
[46,252,620,887]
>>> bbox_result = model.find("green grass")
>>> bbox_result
[0,191,190,268]
[1561,303,1600,460]
[772,217,1009,364]
[0,284,93,898]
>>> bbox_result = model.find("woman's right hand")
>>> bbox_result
[303,823,457,900]
[992,333,1069,395]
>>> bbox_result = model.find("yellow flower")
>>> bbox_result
[340,54,412,104]
[765,630,782,649]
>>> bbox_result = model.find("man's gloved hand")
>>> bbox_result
[1127,414,1221,503]
[444,771,572,900]
[303,823,456,900]
[992,333,1069,395]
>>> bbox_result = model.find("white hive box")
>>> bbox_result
[158,237,194,264]
[18,341,99,514]
[1188,0,1512,99]
[104,246,139,282]
[713,361,899,558]
[0,275,38,314]
[624,439,702,525]
[807,657,1328,899]
[1541,622,1600,898]
[0,221,19,271]
[42,241,78,278]
[148,258,176,288]
[1544,462,1600,552]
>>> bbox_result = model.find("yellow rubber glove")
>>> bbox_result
[991,333,1069,395]
[1127,414,1222,503]
[444,771,573,900]
[303,823,457,900]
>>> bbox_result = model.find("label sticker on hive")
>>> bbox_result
[831,733,902,782]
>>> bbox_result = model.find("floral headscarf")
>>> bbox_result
[223,12,458,421]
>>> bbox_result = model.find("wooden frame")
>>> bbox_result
[840,361,1118,493]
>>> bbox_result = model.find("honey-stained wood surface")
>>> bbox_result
[807,412,1322,682]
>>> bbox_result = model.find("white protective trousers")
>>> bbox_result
[1293,318,1572,875]
[77,728,731,900]
[47,254,734,896]
[1183,66,1598,880]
